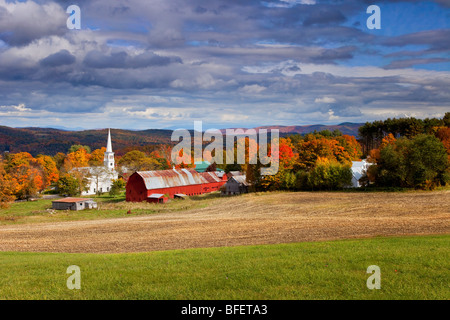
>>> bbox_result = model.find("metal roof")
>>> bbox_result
[199,171,222,183]
[136,168,212,190]
[148,193,166,198]
[229,175,249,186]
[52,198,94,203]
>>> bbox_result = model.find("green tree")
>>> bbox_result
[109,178,126,197]
[375,134,449,189]
[57,174,82,196]
[68,145,91,154]
[118,150,161,172]
[307,157,352,190]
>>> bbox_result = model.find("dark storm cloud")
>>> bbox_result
[311,46,356,63]
[383,29,450,51]
[40,50,76,67]
[303,8,347,26]
[383,58,450,69]
[83,50,182,69]
[0,0,67,46]
[0,0,449,129]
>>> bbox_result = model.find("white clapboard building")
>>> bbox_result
[76,129,118,195]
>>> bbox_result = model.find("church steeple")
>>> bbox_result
[106,128,113,153]
[104,128,115,170]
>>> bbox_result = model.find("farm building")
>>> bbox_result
[126,168,227,202]
[227,171,242,178]
[194,160,225,173]
[222,175,249,195]
[147,194,168,204]
[52,198,97,211]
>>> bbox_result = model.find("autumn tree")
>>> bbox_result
[35,155,59,189]
[68,145,91,154]
[89,147,106,166]
[5,152,46,200]
[118,150,162,172]
[63,148,91,171]
[0,156,16,208]
[306,157,352,190]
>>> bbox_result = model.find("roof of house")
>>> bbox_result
[194,160,211,172]
[229,175,249,186]
[52,198,94,203]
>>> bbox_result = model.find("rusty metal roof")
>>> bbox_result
[52,198,94,203]
[229,175,249,186]
[136,168,211,190]
[199,171,222,183]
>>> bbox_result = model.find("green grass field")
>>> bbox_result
[0,235,448,300]
[0,192,219,225]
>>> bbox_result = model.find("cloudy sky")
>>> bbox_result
[0,0,449,130]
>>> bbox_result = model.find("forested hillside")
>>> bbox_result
[0,123,363,156]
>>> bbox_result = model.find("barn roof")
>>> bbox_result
[135,168,212,190]
[199,171,222,183]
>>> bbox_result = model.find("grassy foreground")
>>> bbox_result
[0,235,448,300]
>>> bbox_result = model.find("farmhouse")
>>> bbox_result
[52,198,97,211]
[223,175,249,195]
[126,168,227,202]
[350,160,370,188]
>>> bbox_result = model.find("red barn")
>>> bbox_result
[126,168,227,203]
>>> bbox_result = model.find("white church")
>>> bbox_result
[79,129,118,195]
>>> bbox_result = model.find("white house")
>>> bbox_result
[77,129,118,195]
[350,160,370,188]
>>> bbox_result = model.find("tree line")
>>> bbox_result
[1,114,449,208]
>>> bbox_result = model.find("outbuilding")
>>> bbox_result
[52,198,97,211]
[222,175,249,195]
[147,193,168,204]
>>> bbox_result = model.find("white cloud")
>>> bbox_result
[238,84,267,94]
[315,96,336,104]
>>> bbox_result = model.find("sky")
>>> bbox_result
[0,0,449,130]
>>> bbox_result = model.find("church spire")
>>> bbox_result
[106,128,113,153]
[104,128,115,170]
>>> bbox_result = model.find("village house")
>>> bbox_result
[350,160,370,188]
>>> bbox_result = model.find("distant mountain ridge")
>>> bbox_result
[0,123,363,156]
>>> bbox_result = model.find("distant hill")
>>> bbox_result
[221,123,363,137]
[0,126,175,156]
[0,123,363,156]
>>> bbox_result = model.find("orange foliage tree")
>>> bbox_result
[63,148,91,171]
[89,147,106,166]
[0,156,17,208]
[5,152,46,199]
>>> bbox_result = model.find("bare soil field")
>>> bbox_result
[0,191,449,253]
